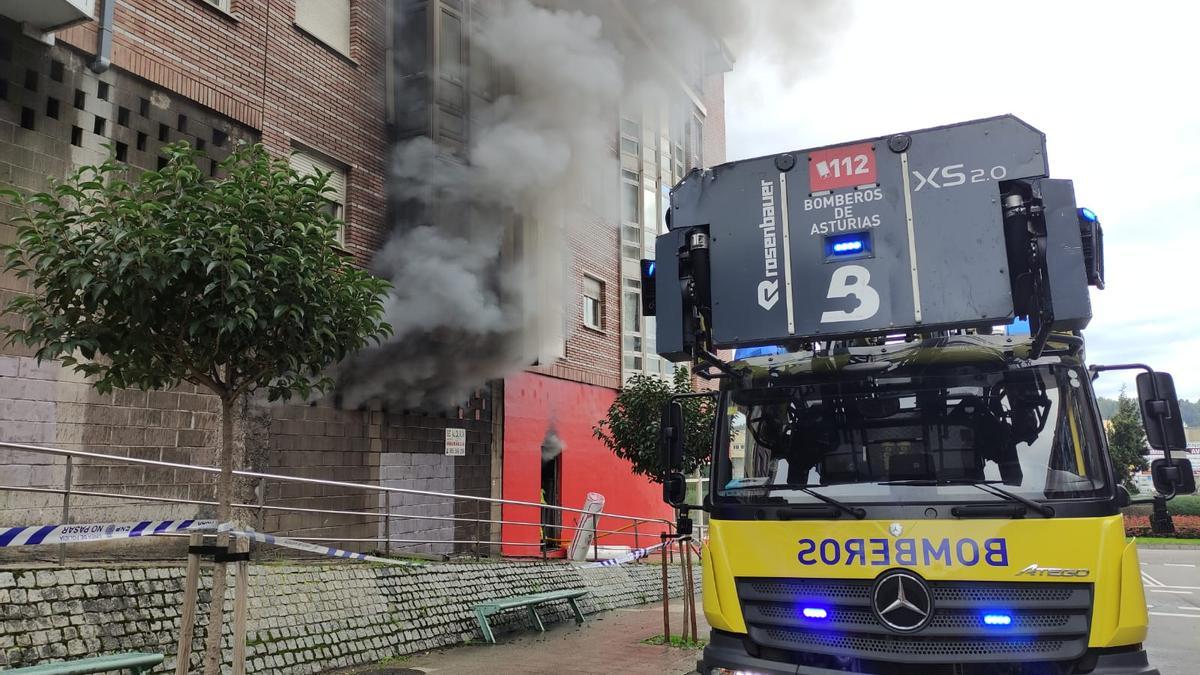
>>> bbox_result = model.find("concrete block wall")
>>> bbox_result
[378,398,495,556]
[0,558,697,673]
[0,19,256,541]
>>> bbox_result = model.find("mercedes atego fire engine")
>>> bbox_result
[643,116,1196,675]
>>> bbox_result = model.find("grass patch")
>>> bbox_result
[1130,536,1200,546]
[642,634,707,649]
[1124,494,1200,517]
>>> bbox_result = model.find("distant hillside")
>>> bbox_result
[1096,396,1199,426]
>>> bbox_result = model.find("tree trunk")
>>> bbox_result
[202,396,235,675]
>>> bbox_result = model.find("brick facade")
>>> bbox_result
[58,0,389,263]
[0,2,725,560]
[0,8,496,556]
[527,209,623,391]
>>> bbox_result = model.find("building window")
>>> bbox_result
[201,0,231,11]
[620,118,640,157]
[621,169,640,260]
[687,113,704,170]
[623,290,641,333]
[295,0,351,57]
[289,149,348,245]
[583,276,604,331]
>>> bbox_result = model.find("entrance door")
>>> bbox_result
[540,436,563,550]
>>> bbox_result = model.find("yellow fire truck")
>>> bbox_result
[644,116,1195,675]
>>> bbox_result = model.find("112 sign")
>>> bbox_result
[809,143,877,191]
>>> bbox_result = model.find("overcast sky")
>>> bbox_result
[725,0,1200,400]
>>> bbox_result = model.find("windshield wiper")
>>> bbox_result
[794,486,867,519]
[879,479,1055,518]
[722,485,866,519]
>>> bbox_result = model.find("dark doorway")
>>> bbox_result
[540,428,563,550]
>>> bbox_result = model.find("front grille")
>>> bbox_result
[736,577,1091,664]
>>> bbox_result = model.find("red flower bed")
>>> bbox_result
[1124,513,1200,538]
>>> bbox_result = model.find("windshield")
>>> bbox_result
[716,363,1109,506]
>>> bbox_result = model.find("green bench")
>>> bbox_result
[473,589,589,644]
[3,653,163,674]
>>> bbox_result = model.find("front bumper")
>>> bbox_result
[697,631,1161,675]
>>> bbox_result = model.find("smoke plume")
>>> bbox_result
[336,0,843,409]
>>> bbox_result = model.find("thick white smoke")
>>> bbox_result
[336,0,843,409]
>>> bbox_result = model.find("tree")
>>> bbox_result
[1,142,391,673]
[594,366,715,482]
[1107,387,1149,493]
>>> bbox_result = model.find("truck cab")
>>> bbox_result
[644,117,1195,674]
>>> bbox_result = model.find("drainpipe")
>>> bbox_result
[88,0,115,73]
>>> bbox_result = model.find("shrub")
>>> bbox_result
[1124,513,1200,539]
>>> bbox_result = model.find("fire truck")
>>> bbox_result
[644,116,1195,675]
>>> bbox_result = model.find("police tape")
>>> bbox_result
[216,524,421,567]
[0,519,217,547]
[580,540,671,568]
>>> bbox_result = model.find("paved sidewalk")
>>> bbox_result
[331,596,709,675]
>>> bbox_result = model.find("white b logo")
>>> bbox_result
[820,265,880,323]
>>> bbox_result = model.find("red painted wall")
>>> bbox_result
[501,371,672,557]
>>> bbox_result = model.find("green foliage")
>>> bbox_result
[1096,396,1118,420]
[0,142,391,403]
[1106,388,1149,493]
[593,366,715,483]
[1169,494,1200,516]
[641,634,707,649]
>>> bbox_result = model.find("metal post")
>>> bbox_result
[473,500,482,560]
[660,534,670,641]
[678,537,690,642]
[58,455,73,566]
[633,520,640,563]
[256,478,266,531]
[591,516,599,561]
[685,537,698,641]
[383,490,391,557]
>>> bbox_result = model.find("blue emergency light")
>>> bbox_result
[824,232,873,261]
[734,345,787,360]
[1079,207,1097,223]
[983,613,1013,626]
[802,607,828,620]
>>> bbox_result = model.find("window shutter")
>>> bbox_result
[289,150,346,207]
[295,0,351,55]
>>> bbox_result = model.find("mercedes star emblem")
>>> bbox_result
[888,522,903,537]
[871,570,934,633]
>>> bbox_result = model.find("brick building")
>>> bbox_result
[0,0,496,558]
[0,0,726,559]
[387,1,728,554]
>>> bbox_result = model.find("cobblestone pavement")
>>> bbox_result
[328,596,709,675]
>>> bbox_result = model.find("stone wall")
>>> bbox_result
[0,558,697,673]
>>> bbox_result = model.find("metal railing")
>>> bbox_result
[0,441,674,561]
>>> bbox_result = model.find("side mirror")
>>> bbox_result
[1151,457,1197,496]
[659,400,684,472]
[663,472,687,507]
[1115,485,1132,508]
[1136,372,1186,451]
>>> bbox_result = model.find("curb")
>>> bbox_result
[1132,542,1200,550]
